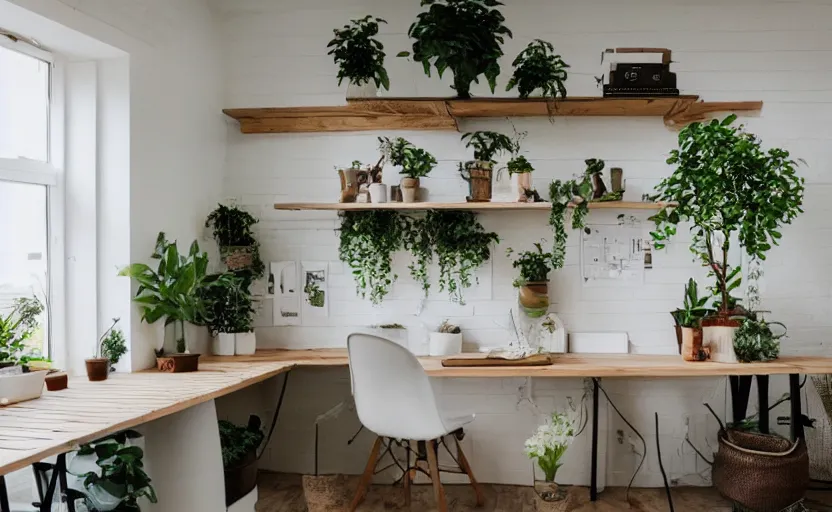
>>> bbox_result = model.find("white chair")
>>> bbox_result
[347,333,483,512]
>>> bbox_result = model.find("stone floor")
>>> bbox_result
[255,472,832,512]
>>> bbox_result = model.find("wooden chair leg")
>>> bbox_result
[426,440,448,512]
[455,437,485,507]
[350,436,383,512]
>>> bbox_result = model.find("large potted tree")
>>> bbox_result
[460,131,516,202]
[399,0,512,99]
[651,115,804,363]
[328,15,390,99]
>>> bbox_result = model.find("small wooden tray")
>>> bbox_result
[441,353,556,368]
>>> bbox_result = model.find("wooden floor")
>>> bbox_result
[254,472,832,511]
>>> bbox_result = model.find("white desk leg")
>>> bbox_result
[139,400,226,512]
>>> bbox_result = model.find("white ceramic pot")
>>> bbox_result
[212,333,236,356]
[369,183,388,203]
[235,331,257,355]
[0,370,47,406]
[703,324,739,363]
[346,82,379,99]
[429,332,463,356]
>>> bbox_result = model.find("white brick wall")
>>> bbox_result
[212,0,832,487]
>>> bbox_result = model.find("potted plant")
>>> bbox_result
[399,0,512,99]
[378,137,437,203]
[507,241,554,319]
[328,15,390,99]
[507,39,570,100]
[219,417,264,506]
[460,131,516,202]
[429,320,462,356]
[0,296,50,404]
[548,161,595,271]
[85,318,126,382]
[203,273,256,356]
[69,430,157,511]
[651,115,805,363]
[733,315,787,363]
[507,156,535,202]
[205,204,265,279]
[673,279,712,361]
[525,410,576,508]
[339,211,405,304]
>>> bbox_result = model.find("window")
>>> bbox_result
[0,33,58,360]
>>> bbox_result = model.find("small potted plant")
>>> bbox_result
[219,417,264,506]
[0,296,50,404]
[651,116,805,363]
[460,131,516,202]
[429,320,462,356]
[507,242,554,319]
[328,15,390,99]
[673,279,712,361]
[205,204,265,279]
[507,39,570,100]
[399,0,512,99]
[204,273,256,356]
[85,318,126,382]
[525,410,576,508]
[378,137,437,203]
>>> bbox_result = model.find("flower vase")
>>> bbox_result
[532,462,576,511]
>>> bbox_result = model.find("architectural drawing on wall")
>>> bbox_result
[581,223,645,286]
[271,261,301,326]
[302,261,329,319]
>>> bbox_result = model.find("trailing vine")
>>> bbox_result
[425,210,499,304]
[547,161,595,269]
[401,215,433,297]
[338,211,404,305]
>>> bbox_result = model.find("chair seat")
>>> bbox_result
[441,412,475,434]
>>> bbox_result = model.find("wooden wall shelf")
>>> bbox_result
[224,96,763,134]
[273,201,672,211]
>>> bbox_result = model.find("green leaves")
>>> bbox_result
[462,131,516,163]
[219,420,265,468]
[733,318,781,363]
[205,204,265,278]
[328,16,390,90]
[339,211,405,304]
[507,241,553,286]
[0,296,45,364]
[378,137,438,179]
[507,39,570,100]
[547,163,596,269]
[406,0,512,98]
[675,279,713,328]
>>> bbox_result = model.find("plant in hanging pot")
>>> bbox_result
[379,137,437,203]
[460,131,516,202]
[205,204,265,279]
[219,416,264,506]
[429,320,462,356]
[507,39,570,100]
[673,279,712,361]
[651,115,805,363]
[399,0,512,99]
[203,272,256,357]
[508,241,554,319]
[525,410,577,509]
[548,161,595,271]
[328,15,390,99]
[85,318,126,382]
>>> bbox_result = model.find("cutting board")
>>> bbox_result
[441,353,556,367]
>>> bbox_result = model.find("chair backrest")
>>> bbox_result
[347,333,448,441]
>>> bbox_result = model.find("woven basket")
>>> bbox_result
[221,246,255,271]
[301,474,351,512]
[713,429,809,512]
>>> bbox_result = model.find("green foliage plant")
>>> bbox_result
[461,131,516,167]
[506,241,554,288]
[0,296,44,363]
[328,16,390,90]
[402,215,433,298]
[507,155,535,176]
[205,204,265,279]
[400,0,512,99]
[547,160,596,269]
[733,318,784,363]
[338,211,404,305]
[378,137,438,179]
[672,279,712,328]
[219,419,265,468]
[97,318,128,371]
[507,39,570,99]
[201,273,255,335]
[650,115,805,317]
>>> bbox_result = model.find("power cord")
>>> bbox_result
[655,413,675,512]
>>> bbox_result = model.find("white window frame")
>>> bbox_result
[0,34,65,364]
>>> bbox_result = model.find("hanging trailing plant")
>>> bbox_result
[399,0,512,99]
[425,210,499,304]
[506,39,570,99]
[327,15,390,90]
[338,211,404,305]
[547,161,595,269]
[401,215,433,297]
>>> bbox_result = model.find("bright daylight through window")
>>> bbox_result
[0,40,53,361]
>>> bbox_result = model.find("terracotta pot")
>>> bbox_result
[516,172,532,201]
[85,358,110,382]
[702,315,742,363]
[156,353,201,373]
[681,327,709,362]
[519,282,550,318]
[45,372,68,391]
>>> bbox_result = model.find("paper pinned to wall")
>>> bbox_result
[302,261,329,319]
[581,223,645,286]
[272,261,301,326]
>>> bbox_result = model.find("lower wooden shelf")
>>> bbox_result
[273,201,672,211]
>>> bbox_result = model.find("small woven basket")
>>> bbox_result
[713,429,809,512]
[221,246,255,271]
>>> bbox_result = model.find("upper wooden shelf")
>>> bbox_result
[223,96,763,134]
[273,201,671,211]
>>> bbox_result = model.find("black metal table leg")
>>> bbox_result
[730,375,753,424]
[590,378,599,502]
[790,374,803,441]
[0,475,10,512]
[757,375,770,434]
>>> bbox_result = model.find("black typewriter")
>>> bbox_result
[600,48,679,97]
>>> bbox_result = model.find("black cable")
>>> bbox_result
[655,413,675,512]
[257,372,290,460]
[593,378,646,501]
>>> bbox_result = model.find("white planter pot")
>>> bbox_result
[369,183,388,203]
[212,333,236,356]
[235,331,257,355]
[0,370,47,406]
[184,322,208,354]
[429,333,463,357]
[346,82,379,99]
[704,325,739,363]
